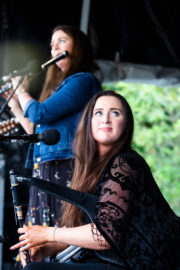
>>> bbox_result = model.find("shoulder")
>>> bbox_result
[64,72,100,83]
[105,151,149,187]
[110,150,147,170]
[57,72,101,93]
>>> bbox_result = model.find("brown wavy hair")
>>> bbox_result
[61,90,134,227]
[39,25,95,102]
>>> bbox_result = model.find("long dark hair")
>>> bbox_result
[39,25,95,102]
[61,90,134,227]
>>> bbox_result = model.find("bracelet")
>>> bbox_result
[16,89,27,96]
[53,227,58,242]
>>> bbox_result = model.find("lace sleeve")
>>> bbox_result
[93,152,179,269]
[94,153,140,248]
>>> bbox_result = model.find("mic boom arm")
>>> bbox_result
[10,172,124,267]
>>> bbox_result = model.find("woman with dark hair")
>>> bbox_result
[10,91,179,270]
[3,25,102,228]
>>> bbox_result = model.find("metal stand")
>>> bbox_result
[0,154,5,270]
[80,0,91,34]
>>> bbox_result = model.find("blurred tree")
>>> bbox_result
[103,82,180,216]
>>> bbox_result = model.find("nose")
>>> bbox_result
[52,42,60,52]
[102,112,110,123]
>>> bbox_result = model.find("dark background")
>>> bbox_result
[0,0,180,266]
[1,0,180,73]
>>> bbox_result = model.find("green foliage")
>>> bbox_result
[103,82,180,216]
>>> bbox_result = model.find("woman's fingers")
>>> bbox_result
[20,251,28,267]
[10,239,29,251]
[18,224,27,234]
[17,227,25,234]
[10,225,49,253]
[19,233,27,241]
[10,242,24,250]
[19,244,31,252]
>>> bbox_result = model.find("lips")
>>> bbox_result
[100,127,112,132]
[55,52,63,57]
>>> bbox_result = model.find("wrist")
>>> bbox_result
[52,227,59,242]
[16,88,27,96]
[48,227,59,242]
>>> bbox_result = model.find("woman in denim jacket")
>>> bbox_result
[5,25,102,228]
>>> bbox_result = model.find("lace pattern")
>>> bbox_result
[94,151,180,270]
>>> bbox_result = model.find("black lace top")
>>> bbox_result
[94,150,180,270]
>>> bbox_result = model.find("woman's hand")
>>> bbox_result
[20,246,45,267]
[20,245,45,267]
[10,224,54,252]
[20,242,67,267]
[20,250,28,268]
[1,83,21,110]
[29,245,49,262]
[11,75,29,93]
[3,91,20,110]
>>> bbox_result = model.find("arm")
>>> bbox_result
[2,87,34,134]
[94,153,140,251]
[11,75,34,111]
[9,75,35,132]
[10,223,111,253]
[23,73,100,124]
[9,98,34,134]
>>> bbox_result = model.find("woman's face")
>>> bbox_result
[51,30,74,73]
[91,96,126,156]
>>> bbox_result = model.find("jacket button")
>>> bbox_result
[36,157,41,162]
[37,142,40,146]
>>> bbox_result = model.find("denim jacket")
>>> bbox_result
[24,72,102,168]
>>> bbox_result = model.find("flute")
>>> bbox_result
[9,170,31,264]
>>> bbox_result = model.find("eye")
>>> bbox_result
[94,111,103,116]
[111,111,120,117]
[59,39,66,44]
[50,39,66,49]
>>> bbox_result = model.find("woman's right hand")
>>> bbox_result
[20,246,45,267]
[20,243,66,267]
[1,84,20,109]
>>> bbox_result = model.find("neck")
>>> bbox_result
[98,145,112,158]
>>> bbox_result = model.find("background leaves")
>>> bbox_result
[103,82,180,216]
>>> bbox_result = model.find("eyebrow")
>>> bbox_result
[94,108,122,111]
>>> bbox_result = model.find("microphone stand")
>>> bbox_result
[0,134,34,143]
[0,75,25,117]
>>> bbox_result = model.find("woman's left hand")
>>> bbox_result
[10,224,54,252]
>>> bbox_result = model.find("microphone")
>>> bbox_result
[0,51,69,84]
[0,129,60,145]
[1,60,41,83]
[41,51,69,69]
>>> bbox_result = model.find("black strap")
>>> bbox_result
[15,174,126,267]
[17,176,98,221]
